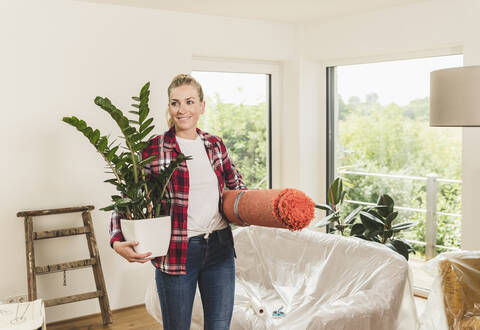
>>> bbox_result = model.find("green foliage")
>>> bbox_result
[62,82,191,219]
[315,178,361,235]
[197,93,267,189]
[351,194,416,260]
[317,177,416,260]
[337,94,462,253]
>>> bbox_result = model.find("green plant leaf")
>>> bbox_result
[140,118,154,132]
[140,82,150,97]
[344,206,363,224]
[98,136,108,152]
[360,211,385,226]
[138,155,157,166]
[82,126,93,138]
[137,126,154,141]
[315,218,331,228]
[118,116,129,129]
[385,211,398,226]
[99,205,115,211]
[322,211,340,223]
[350,223,365,235]
[386,239,415,260]
[125,127,136,135]
[106,146,119,161]
[377,194,394,217]
[328,177,343,207]
[78,120,87,130]
[391,222,417,232]
[89,129,100,145]
[315,204,333,212]
[131,104,140,109]
[115,198,132,206]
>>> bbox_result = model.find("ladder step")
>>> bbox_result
[35,258,97,275]
[34,226,91,240]
[44,290,103,307]
[17,205,94,217]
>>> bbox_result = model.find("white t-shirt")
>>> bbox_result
[176,134,227,238]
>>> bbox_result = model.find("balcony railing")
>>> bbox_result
[338,170,461,259]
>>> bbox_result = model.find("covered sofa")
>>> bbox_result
[146,226,418,329]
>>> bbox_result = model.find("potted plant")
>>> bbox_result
[316,177,416,260]
[315,178,363,236]
[62,82,190,256]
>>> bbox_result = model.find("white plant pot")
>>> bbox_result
[120,216,171,257]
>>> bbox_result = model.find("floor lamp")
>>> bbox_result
[429,65,480,329]
[429,65,480,254]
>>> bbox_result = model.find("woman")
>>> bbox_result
[109,73,247,330]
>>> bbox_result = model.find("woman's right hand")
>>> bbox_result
[113,241,153,263]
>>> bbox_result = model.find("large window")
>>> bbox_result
[191,70,271,189]
[327,54,463,293]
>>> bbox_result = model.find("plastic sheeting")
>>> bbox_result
[146,226,417,329]
[420,251,480,330]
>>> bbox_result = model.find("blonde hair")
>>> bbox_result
[166,74,204,128]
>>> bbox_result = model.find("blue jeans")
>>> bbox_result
[155,227,236,330]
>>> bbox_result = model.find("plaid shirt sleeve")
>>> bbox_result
[109,211,125,248]
[219,138,248,190]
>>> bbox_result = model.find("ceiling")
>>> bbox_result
[78,0,430,24]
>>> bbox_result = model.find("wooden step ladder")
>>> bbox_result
[17,205,112,325]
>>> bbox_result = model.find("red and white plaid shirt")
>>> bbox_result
[109,126,247,274]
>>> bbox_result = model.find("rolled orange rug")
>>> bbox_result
[222,189,315,231]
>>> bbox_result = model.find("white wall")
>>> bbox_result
[301,0,480,250]
[1,0,298,323]
[4,0,479,324]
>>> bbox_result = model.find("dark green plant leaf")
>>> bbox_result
[315,204,333,212]
[350,223,365,235]
[125,127,136,135]
[78,120,87,130]
[139,107,148,124]
[98,136,108,153]
[386,239,414,260]
[328,177,343,207]
[360,211,385,226]
[140,118,154,132]
[89,129,100,145]
[344,206,363,224]
[315,204,333,211]
[99,205,115,211]
[82,126,93,138]
[106,146,119,161]
[391,222,417,232]
[385,211,398,226]
[138,155,157,167]
[140,82,150,97]
[377,194,394,217]
[115,198,132,206]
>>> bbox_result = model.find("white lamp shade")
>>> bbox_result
[430,65,480,127]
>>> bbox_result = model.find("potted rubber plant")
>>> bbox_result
[62,82,190,256]
[315,178,363,236]
[316,177,416,260]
